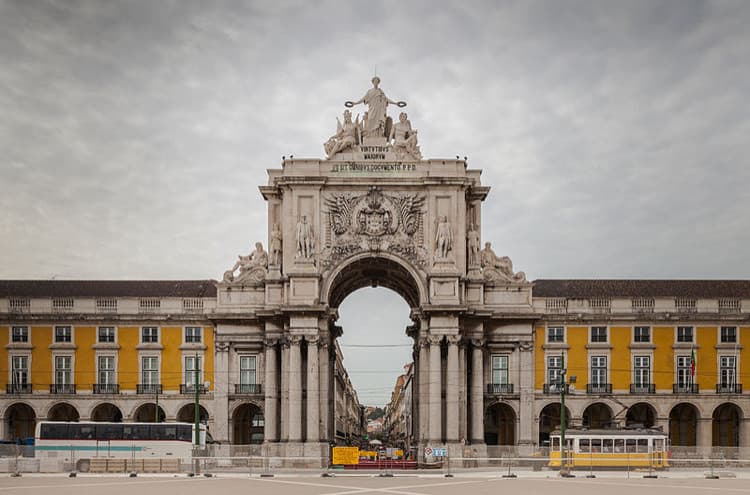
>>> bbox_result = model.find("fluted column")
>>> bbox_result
[263,338,279,442]
[417,337,429,443]
[446,335,460,442]
[429,334,443,443]
[288,335,303,443]
[318,339,330,442]
[470,338,485,443]
[306,335,320,443]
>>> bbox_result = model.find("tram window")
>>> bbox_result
[96,424,123,440]
[123,425,150,440]
[654,439,663,452]
[579,439,590,453]
[637,439,648,453]
[41,423,68,439]
[614,439,624,453]
[176,425,192,442]
[551,437,560,451]
[591,439,602,453]
[603,439,613,453]
[153,425,177,440]
[70,424,95,440]
[626,439,636,453]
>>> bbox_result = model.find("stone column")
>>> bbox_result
[288,335,303,443]
[517,341,534,451]
[280,339,289,441]
[213,342,230,443]
[263,338,279,442]
[697,418,713,454]
[306,335,320,443]
[458,339,467,443]
[446,335,460,442]
[470,338,485,443]
[418,337,430,444]
[318,339,330,442]
[428,334,443,443]
[741,418,750,458]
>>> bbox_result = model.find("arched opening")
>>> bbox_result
[232,403,264,444]
[176,404,209,424]
[484,403,515,445]
[538,403,570,446]
[4,403,36,442]
[669,403,698,447]
[626,402,656,428]
[133,403,165,423]
[91,403,123,422]
[713,403,741,447]
[582,403,614,429]
[47,403,79,422]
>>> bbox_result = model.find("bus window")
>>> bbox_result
[614,439,624,453]
[153,425,177,440]
[591,439,602,453]
[96,424,123,440]
[551,437,560,451]
[626,439,636,453]
[69,424,95,440]
[123,425,150,440]
[602,439,613,453]
[177,425,192,442]
[41,423,68,439]
[579,438,590,453]
[637,439,648,453]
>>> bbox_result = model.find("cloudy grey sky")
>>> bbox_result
[1,0,749,405]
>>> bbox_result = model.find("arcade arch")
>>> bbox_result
[176,404,209,424]
[232,403,264,444]
[47,403,79,422]
[484,402,516,445]
[626,402,656,428]
[582,402,614,429]
[670,403,699,447]
[132,403,165,423]
[538,403,571,446]
[3,403,36,441]
[713,402,741,447]
[91,403,123,422]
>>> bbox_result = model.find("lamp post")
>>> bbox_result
[558,354,576,476]
[194,353,201,447]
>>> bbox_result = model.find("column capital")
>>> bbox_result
[470,338,485,348]
[417,336,430,349]
[518,340,533,352]
[288,335,304,345]
[215,342,230,353]
[306,335,320,345]
[446,335,461,346]
[427,334,443,346]
[263,337,279,349]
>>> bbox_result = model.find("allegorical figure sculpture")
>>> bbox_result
[435,216,453,258]
[345,76,406,139]
[296,215,314,259]
[480,242,526,283]
[389,112,422,159]
[270,223,282,267]
[324,109,359,158]
[223,242,268,284]
[467,224,480,267]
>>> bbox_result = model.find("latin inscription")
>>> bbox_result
[331,162,418,173]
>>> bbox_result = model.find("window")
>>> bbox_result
[677,326,693,343]
[676,355,693,387]
[547,327,564,343]
[634,326,650,343]
[184,355,202,386]
[251,413,265,427]
[491,355,509,385]
[141,356,159,385]
[55,356,72,385]
[98,327,116,343]
[240,355,257,385]
[10,356,28,387]
[547,355,563,385]
[590,326,607,343]
[720,326,737,344]
[590,356,607,386]
[185,327,202,343]
[54,326,72,343]
[633,356,650,386]
[98,356,115,385]
[11,326,28,343]
[141,327,158,343]
[720,356,736,387]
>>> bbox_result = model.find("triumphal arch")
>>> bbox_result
[213,78,537,460]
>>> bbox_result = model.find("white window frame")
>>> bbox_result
[547,326,564,343]
[10,326,29,343]
[590,326,608,343]
[184,326,203,344]
[719,326,738,344]
[491,354,509,385]
[633,355,651,386]
[97,355,117,386]
[676,326,694,343]
[141,326,159,344]
[633,326,651,343]
[53,354,74,386]
[547,355,563,385]
[140,354,160,386]
[9,354,30,388]
[590,355,608,386]
[54,325,73,344]
[676,355,693,387]
[239,355,258,385]
[183,354,204,386]
[97,326,117,344]
[719,355,737,388]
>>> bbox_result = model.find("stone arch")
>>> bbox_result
[670,402,699,447]
[176,404,209,424]
[626,402,656,428]
[132,403,166,423]
[538,403,571,446]
[582,402,614,429]
[485,402,516,445]
[232,402,264,445]
[47,402,80,422]
[322,252,427,309]
[713,402,742,448]
[90,403,123,422]
[3,402,36,441]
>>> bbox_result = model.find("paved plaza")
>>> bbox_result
[3,473,750,495]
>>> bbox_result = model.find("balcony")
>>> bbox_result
[234,384,263,395]
[93,383,120,394]
[180,384,207,394]
[543,383,569,394]
[716,383,743,394]
[6,384,31,394]
[673,383,699,394]
[630,383,655,394]
[50,384,76,394]
[486,383,514,395]
[137,384,163,394]
[586,383,612,394]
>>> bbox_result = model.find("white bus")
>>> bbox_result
[35,421,207,470]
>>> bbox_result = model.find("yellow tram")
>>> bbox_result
[548,428,670,469]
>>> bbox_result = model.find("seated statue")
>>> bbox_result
[324,110,359,158]
[223,242,268,284]
[389,112,421,159]
[480,242,526,283]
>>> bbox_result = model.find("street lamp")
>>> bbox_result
[558,354,576,476]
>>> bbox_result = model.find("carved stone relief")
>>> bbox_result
[480,242,527,283]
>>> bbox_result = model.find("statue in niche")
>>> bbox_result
[270,223,282,266]
[296,215,314,259]
[345,76,406,139]
[435,216,453,258]
[480,242,527,283]
[222,242,268,284]
[324,109,360,158]
[467,224,480,267]
[389,112,422,160]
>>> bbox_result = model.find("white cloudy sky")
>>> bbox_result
[1,0,749,405]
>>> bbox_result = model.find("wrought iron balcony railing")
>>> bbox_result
[234,384,263,395]
[486,383,514,394]
[630,383,655,394]
[673,383,699,394]
[180,384,207,394]
[50,384,76,394]
[93,383,120,394]
[6,383,31,394]
[543,383,569,394]
[137,384,163,394]
[716,383,742,394]
[586,383,612,394]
